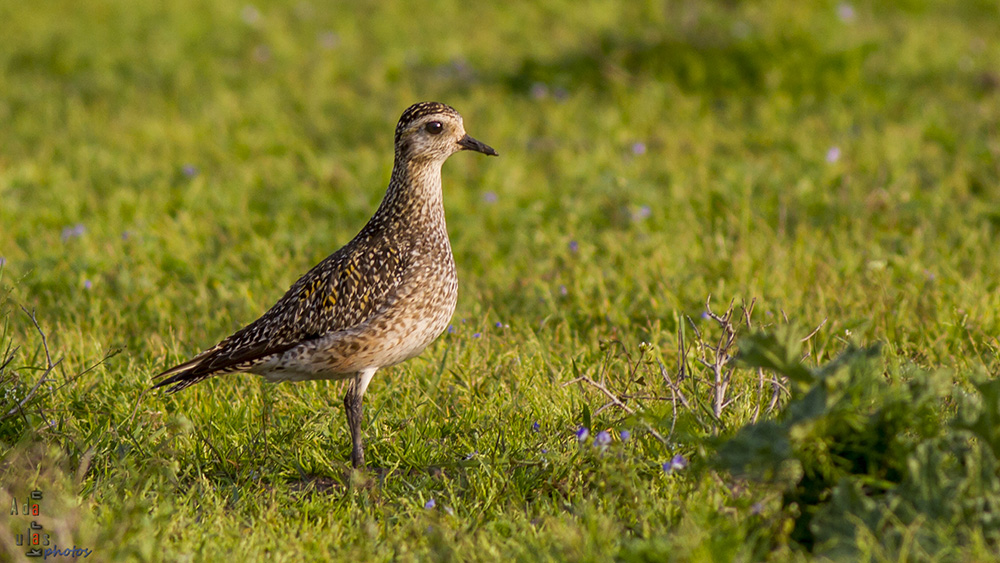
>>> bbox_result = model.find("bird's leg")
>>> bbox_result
[344,384,365,468]
[344,367,378,469]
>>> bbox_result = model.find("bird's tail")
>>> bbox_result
[151,349,219,393]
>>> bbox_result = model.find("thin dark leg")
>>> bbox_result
[343,368,376,470]
[344,384,365,469]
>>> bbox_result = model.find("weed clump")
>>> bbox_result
[720,329,1000,558]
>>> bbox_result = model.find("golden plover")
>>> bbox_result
[153,101,497,469]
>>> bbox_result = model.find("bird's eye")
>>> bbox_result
[424,121,444,135]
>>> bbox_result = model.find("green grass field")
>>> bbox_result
[2,0,1000,560]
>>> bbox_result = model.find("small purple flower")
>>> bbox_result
[0,257,6,267]
[837,2,856,23]
[448,58,472,78]
[559,285,568,296]
[594,430,611,447]
[182,164,199,178]
[252,44,271,63]
[532,421,540,433]
[540,448,548,454]
[495,321,503,328]
[663,454,688,473]
[424,498,436,509]
[631,142,647,155]
[447,325,455,334]
[83,279,92,290]
[482,191,498,204]
[472,332,481,338]
[575,427,590,442]
[825,146,841,163]
[701,311,711,320]
[751,502,764,515]
[61,223,86,242]
[731,21,751,39]
[241,5,261,25]
[317,31,339,50]
[531,82,549,100]
[633,205,652,221]
[620,430,630,442]
[568,240,578,253]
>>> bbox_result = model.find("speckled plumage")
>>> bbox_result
[153,101,497,468]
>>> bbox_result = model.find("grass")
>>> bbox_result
[1,0,1000,560]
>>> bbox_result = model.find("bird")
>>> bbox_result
[152,101,498,469]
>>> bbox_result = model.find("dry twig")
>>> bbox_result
[1,307,62,421]
[563,374,669,445]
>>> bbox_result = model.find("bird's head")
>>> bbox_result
[394,102,498,163]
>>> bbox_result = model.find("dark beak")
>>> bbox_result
[457,134,499,156]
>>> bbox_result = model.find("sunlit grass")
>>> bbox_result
[2,0,999,560]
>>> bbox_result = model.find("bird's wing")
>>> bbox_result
[153,237,409,391]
